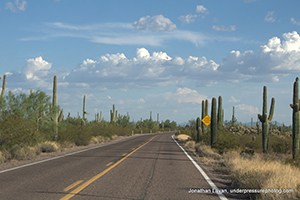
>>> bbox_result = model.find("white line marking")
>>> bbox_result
[0,134,153,174]
[171,135,228,200]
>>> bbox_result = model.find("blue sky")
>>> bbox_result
[0,0,300,125]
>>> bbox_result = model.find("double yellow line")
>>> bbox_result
[60,135,157,200]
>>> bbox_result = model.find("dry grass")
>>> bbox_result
[183,140,300,199]
[224,151,300,199]
[177,134,191,142]
[36,141,60,153]
[0,151,5,163]
[12,146,36,161]
[90,135,117,145]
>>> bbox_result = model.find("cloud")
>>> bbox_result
[158,87,206,105]
[22,21,232,47]
[265,11,275,22]
[8,31,300,93]
[219,31,300,81]
[229,96,240,103]
[22,56,52,80]
[291,18,300,26]
[178,14,198,24]
[212,25,236,32]
[133,15,177,31]
[236,104,259,115]
[6,0,27,12]
[196,5,208,14]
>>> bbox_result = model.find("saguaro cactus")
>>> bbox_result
[201,100,205,132]
[211,97,217,146]
[196,117,202,142]
[1,74,6,100]
[52,76,58,140]
[258,86,275,153]
[83,95,89,120]
[290,77,300,159]
[217,96,223,130]
[231,106,237,126]
[150,111,152,121]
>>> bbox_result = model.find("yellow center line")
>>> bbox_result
[60,135,157,200]
[122,153,127,156]
[63,180,83,192]
[105,162,113,167]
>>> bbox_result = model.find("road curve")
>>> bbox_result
[0,132,246,200]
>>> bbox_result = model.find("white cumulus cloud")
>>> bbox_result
[196,5,208,14]
[219,31,300,81]
[133,15,177,31]
[22,56,52,80]
[178,14,198,24]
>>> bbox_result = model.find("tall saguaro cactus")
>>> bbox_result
[217,95,223,130]
[83,95,90,120]
[211,97,217,146]
[52,76,58,140]
[0,75,6,109]
[231,106,237,126]
[1,75,6,100]
[258,86,275,153]
[201,100,205,132]
[290,77,300,159]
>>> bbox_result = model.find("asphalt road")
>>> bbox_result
[0,132,246,200]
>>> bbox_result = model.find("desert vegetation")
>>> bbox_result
[176,77,300,199]
[0,75,176,163]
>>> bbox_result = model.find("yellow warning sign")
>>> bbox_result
[202,115,211,126]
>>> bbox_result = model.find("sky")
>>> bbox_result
[0,0,300,125]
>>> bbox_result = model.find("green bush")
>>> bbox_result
[58,124,92,146]
[0,111,39,151]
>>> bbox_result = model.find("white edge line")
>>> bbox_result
[0,134,153,174]
[171,135,228,200]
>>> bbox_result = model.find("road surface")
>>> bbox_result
[0,132,247,200]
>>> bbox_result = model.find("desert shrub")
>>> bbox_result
[269,136,292,154]
[209,130,240,154]
[11,145,36,161]
[0,151,5,163]
[230,169,273,199]
[37,141,59,153]
[0,111,39,151]
[58,124,92,146]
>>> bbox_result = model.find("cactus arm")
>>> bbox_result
[268,97,275,122]
[58,109,64,122]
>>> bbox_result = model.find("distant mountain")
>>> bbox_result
[178,122,189,127]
